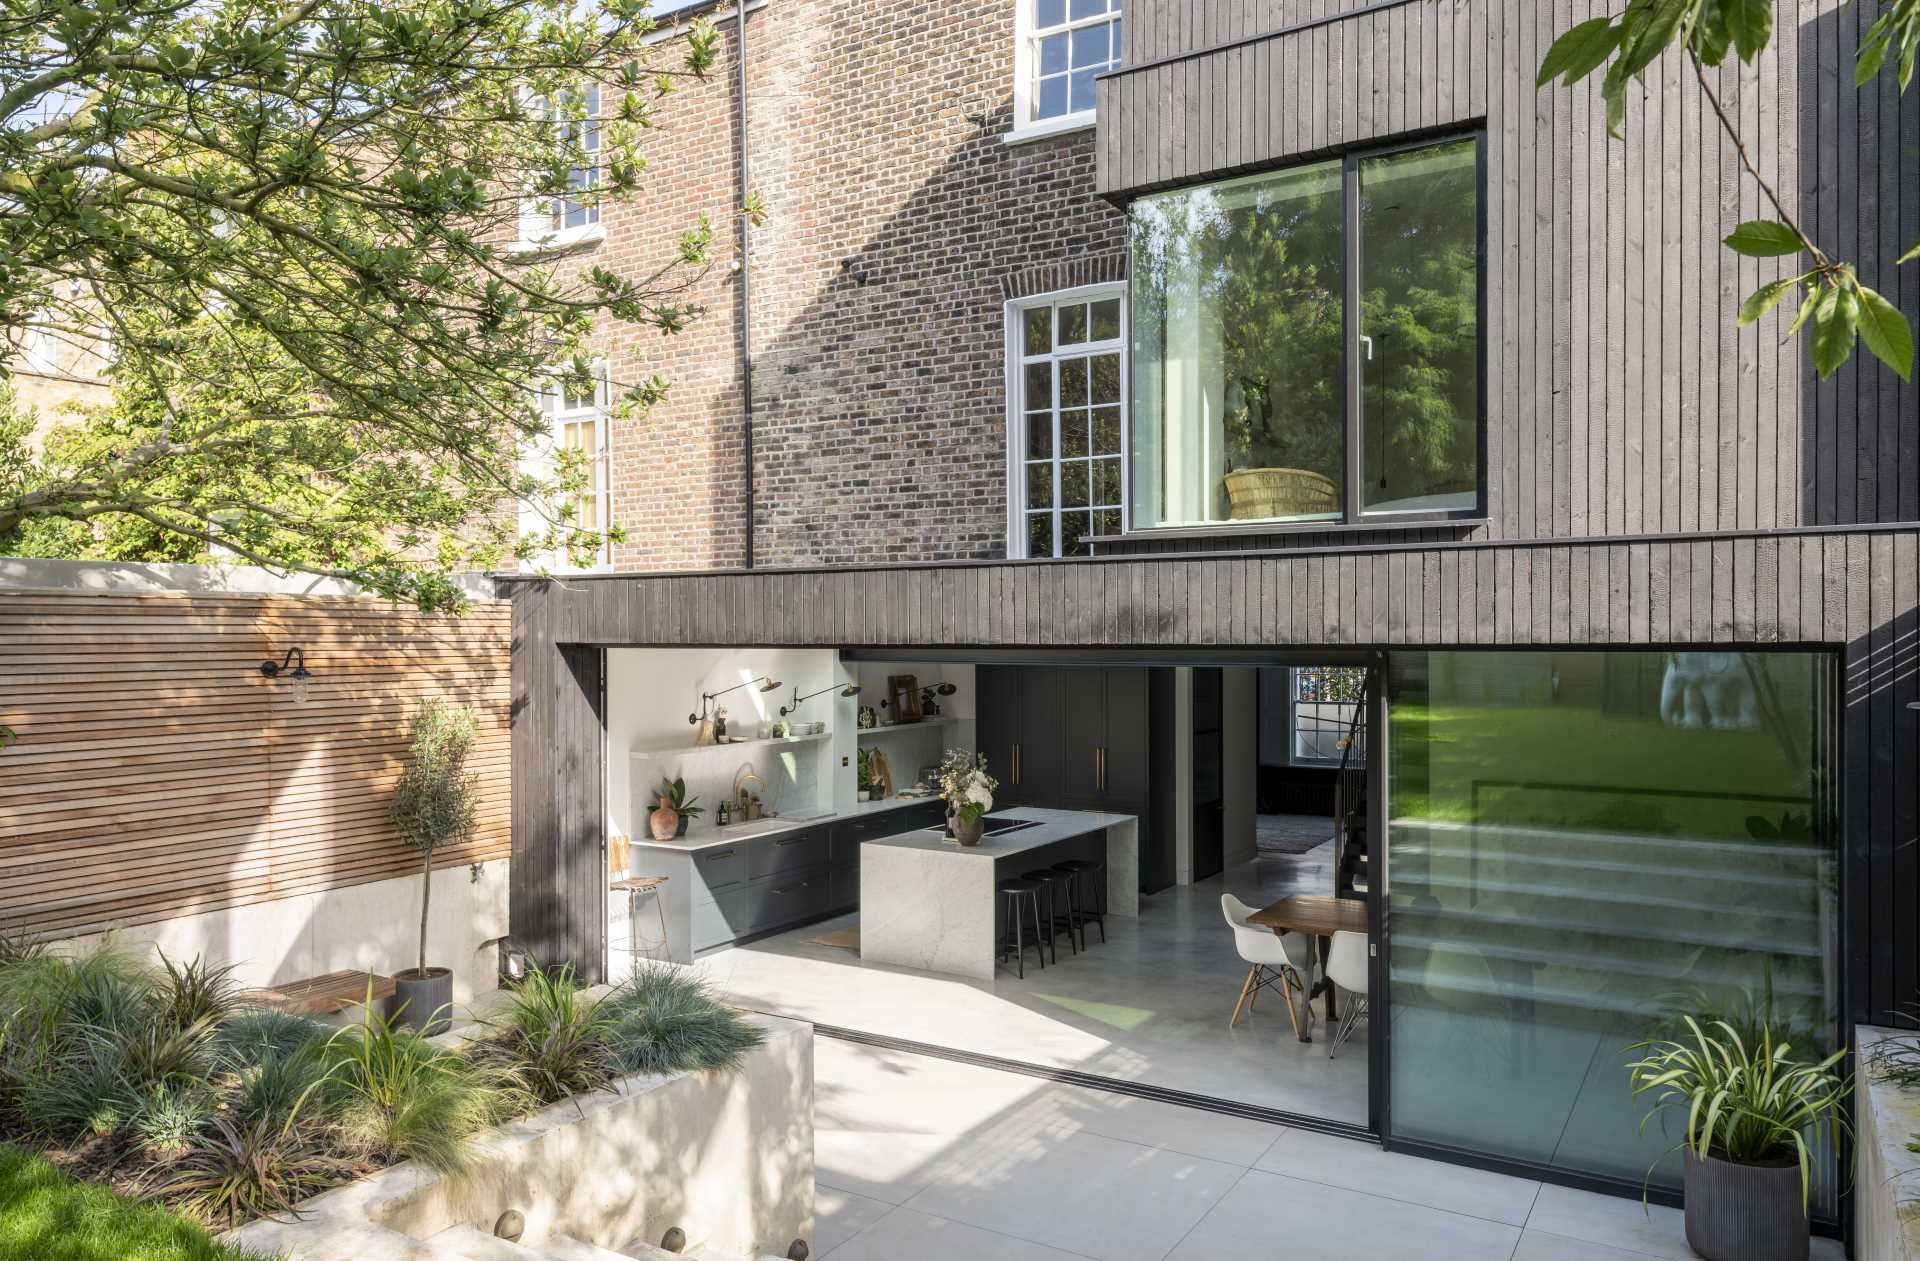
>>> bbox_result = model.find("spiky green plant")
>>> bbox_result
[598,965,764,1077]
[1626,1016,1852,1208]
[228,1045,337,1135]
[154,955,242,1034]
[321,1003,501,1171]
[149,1114,353,1229]
[131,1083,216,1161]
[18,1046,143,1142]
[478,963,621,1108]
[212,1010,332,1073]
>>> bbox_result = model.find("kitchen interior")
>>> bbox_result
[605,647,1372,1124]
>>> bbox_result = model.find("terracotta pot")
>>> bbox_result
[391,966,453,1036]
[648,800,680,842]
[1682,1147,1808,1261]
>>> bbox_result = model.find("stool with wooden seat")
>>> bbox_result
[996,877,1046,979]
[1050,859,1106,944]
[1022,867,1077,962]
[610,875,670,975]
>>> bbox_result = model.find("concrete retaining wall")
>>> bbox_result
[1857,1025,1920,1261]
[226,1013,814,1261]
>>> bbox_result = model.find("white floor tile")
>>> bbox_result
[818,1206,1096,1261]
[814,1186,895,1257]
[904,1128,1246,1261]
[1163,1169,1523,1261]
[1253,1127,1541,1225]
[1511,1230,1670,1260]
[1523,1184,1691,1260]
[1020,1084,1288,1166]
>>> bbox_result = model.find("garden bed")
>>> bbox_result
[1857,1025,1920,1261]
[0,941,809,1257]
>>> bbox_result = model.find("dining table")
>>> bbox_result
[1247,894,1368,1043]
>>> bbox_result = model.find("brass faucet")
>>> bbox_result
[732,764,768,818]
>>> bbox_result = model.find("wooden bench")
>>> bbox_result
[245,970,396,1018]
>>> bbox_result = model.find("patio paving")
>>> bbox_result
[810,1036,1845,1261]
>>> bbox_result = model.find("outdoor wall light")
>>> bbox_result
[259,647,314,705]
[688,674,783,727]
[779,682,860,717]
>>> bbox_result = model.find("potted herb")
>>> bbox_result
[856,749,874,801]
[388,698,480,1035]
[654,776,703,837]
[1626,1017,1851,1261]
[936,749,997,847]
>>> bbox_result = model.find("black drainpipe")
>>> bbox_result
[735,0,754,569]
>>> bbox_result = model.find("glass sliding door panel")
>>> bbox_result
[1130,159,1346,528]
[1386,651,1840,1213]
[1358,140,1480,515]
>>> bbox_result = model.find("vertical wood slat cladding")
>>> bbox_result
[1098,0,1920,542]
[0,592,511,939]
[504,525,1920,1015]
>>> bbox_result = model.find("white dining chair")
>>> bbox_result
[1324,929,1370,1059]
[1220,894,1314,1040]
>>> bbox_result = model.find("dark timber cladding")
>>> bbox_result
[1097,0,1920,541]
[505,525,1920,1016]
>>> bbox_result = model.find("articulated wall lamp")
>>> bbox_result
[780,682,860,717]
[260,647,314,705]
[688,675,783,727]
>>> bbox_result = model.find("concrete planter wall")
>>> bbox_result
[1858,1026,1920,1261]
[226,1013,813,1261]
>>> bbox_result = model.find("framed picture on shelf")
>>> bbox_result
[887,674,923,723]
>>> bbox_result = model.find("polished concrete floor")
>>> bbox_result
[809,1037,1845,1261]
[696,840,1371,1124]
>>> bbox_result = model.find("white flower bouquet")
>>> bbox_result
[936,748,999,828]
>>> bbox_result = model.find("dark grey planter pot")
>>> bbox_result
[391,966,454,1037]
[1683,1148,1808,1261]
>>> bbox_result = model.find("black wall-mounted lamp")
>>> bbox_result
[918,680,959,717]
[780,682,860,717]
[260,647,314,705]
[688,674,783,727]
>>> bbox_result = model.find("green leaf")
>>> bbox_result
[1723,219,1805,258]
[1855,284,1916,382]
[1856,27,1892,85]
[1810,286,1858,380]
[1538,16,1623,87]
[1900,238,1920,267]
[1785,288,1821,338]
[1721,0,1774,62]
[1736,275,1806,326]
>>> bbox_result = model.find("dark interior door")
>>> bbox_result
[1062,668,1105,802]
[1015,665,1065,803]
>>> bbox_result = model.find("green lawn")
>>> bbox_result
[1390,702,1820,843]
[0,1146,268,1261]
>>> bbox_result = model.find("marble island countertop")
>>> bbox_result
[629,793,943,853]
[863,806,1136,859]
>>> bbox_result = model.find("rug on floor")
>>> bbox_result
[1255,814,1333,856]
[810,926,861,951]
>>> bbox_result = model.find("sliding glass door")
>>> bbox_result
[1383,651,1841,1212]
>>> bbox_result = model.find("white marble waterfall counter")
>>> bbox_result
[859,807,1138,980]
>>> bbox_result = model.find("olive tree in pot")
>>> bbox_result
[388,697,480,1035]
[1626,1017,1851,1261]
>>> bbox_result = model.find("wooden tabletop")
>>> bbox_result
[1248,894,1367,936]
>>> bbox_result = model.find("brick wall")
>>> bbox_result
[563,0,1127,570]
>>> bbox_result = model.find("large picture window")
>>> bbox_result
[1129,135,1482,531]
[1007,288,1127,558]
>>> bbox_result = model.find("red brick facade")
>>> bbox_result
[569,0,1128,570]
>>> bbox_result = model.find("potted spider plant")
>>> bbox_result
[1626,1016,1851,1261]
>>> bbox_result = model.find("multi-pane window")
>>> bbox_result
[1022,0,1124,127]
[1292,666,1366,765]
[1130,135,1483,530]
[522,83,601,242]
[521,364,611,571]
[1012,290,1126,558]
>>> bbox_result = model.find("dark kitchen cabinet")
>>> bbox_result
[979,664,1151,811]
[977,665,1021,797]
[1015,665,1065,805]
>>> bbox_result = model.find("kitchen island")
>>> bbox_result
[860,807,1139,980]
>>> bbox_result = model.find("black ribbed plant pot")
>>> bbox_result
[392,966,453,1036]
[1682,1148,1808,1261]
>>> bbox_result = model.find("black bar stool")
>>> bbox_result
[996,877,1046,979]
[1051,859,1106,944]
[1022,867,1077,962]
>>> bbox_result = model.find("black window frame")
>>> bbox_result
[1123,129,1490,538]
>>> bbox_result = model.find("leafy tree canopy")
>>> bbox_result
[1536,0,1918,383]
[0,0,730,608]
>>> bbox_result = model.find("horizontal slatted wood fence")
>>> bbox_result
[0,590,510,939]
